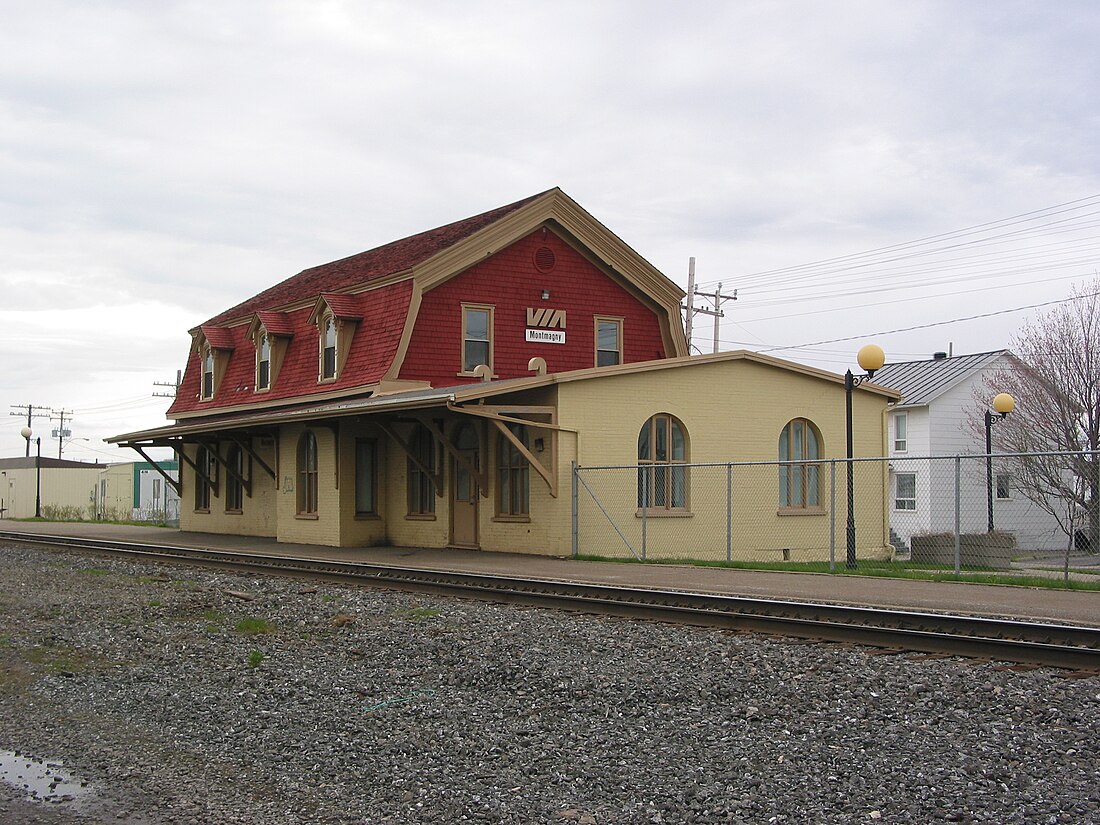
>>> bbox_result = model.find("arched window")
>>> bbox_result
[320,315,337,380]
[225,443,244,513]
[497,424,529,517]
[779,418,821,509]
[256,333,271,391]
[637,414,688,511]
[201,346,215,400]
[297,431,318,515]
[407,424,437,516]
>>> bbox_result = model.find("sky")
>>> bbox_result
[2,0,1099,464]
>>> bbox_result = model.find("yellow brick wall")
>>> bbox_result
[179,440,278,538]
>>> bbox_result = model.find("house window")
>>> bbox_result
[893,412,907,452]
[201,346,215,400]
[407,425,437,516]
[462,305,493,373]
[895,472,917,510]
[320,316,337,381]
[194,445,211,511]
[779,419,821,509]
[225,443,243,513]
[257,333,271,391]
[497,424,530,517]
[296,431,318,516]
[595,317,623,367]
[996,473,1012,500]
[355,438,378,516]
[637,414,688,511]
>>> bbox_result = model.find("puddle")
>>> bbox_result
[0,749,95,804]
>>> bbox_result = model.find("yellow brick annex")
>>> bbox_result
[109,190,899,559]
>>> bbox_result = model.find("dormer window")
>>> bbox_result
[321,315,337,380]
[257,333,271,390]
[201,346,215,400]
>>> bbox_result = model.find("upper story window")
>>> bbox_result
[779,418,821,510]
[320,315,337,381]
[462,304,493,374]
[893,412,908,452]
[595,317,623,367]
[201,346,215,400]
[256,334,271,391]
[637,413,688,511]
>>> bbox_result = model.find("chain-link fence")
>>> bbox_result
[571,451,1099,580]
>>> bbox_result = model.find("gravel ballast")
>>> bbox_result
[0,543,1097,824]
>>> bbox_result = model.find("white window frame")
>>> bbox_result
[893,412,908,452]
[996,472,1012,500]
[894,472,916,511]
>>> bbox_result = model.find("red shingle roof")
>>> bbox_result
[256,311,294,336]
[200,324,236,350]
[320,293,364,321]
[204,190,550,326]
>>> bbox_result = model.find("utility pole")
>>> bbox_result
[10,404,49,457]
[50,409,74,460]
[153,370,182,399]
[681,259,737,354]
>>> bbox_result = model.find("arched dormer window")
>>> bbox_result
[779,418,822,510]
[201,346,215,400]
[256,333,271,391]
[321,314,337,380]
[637,413,689,511]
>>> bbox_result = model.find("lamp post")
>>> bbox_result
[19,426,42,519]
[845,344,885,569]
[984,392,1016,533]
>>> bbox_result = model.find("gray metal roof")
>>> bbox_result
[872,350,1009,408]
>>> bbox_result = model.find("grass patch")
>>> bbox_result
[400,606,441,621]
[571,554,1100,591]
[22,643,91,674]
[247,650,264,669]
[147,600,162,608]
[235,617,275,635]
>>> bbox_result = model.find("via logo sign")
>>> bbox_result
[526,308,567,329]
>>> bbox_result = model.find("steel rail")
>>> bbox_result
[2,531,1098,671]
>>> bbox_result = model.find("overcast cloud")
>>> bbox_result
[1,1,1098,462]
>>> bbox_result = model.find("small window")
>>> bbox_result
[296,432,318,515]
[462,305,493,373]
[407,425,437,516]
[637,414,688,511]
[893,412,907,452]
[257,333,271,391]
[356,439,378,516]
[895,472,916,510]
[201,346,215,400]
[595,317,623,367]
[497,424,530,517]
[320,316,337,381]
[996,473,1012,500]
[225,444,244,513]
[779,419,821,509]
[194,445,212,511]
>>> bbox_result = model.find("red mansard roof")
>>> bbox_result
[255,311,294,336]
[204,190,548,326]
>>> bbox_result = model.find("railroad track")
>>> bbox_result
[2,530,1098,671]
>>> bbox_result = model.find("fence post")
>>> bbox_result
[829,459,837,573]
[726,463,733,562]
[641,467,648,561]
[571,461,579,558]
[954,456,962,575]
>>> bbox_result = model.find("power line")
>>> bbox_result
[9,404,50,457]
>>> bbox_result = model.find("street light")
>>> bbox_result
[845,344,885,569]
[985,392,1016,533]
[19,426,42,519]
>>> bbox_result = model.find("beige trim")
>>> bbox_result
[593,315,624,367]
[384,282,423,381]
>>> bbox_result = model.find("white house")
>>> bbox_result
[874,350,1066,554]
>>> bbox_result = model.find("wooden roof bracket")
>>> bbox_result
[127,444,182,497]
[201,440,251,497]
[415,415,488,497]
[229,433,276,481]
[175,442,218,498]
[490,419,557,498]
[376,419,443,497]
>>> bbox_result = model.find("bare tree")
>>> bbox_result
[977,280,1100,551]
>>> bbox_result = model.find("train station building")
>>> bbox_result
[110,188,898,557]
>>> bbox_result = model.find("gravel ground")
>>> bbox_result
[0,543,1098,825]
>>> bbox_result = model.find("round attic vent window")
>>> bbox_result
[533,246,556,273]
